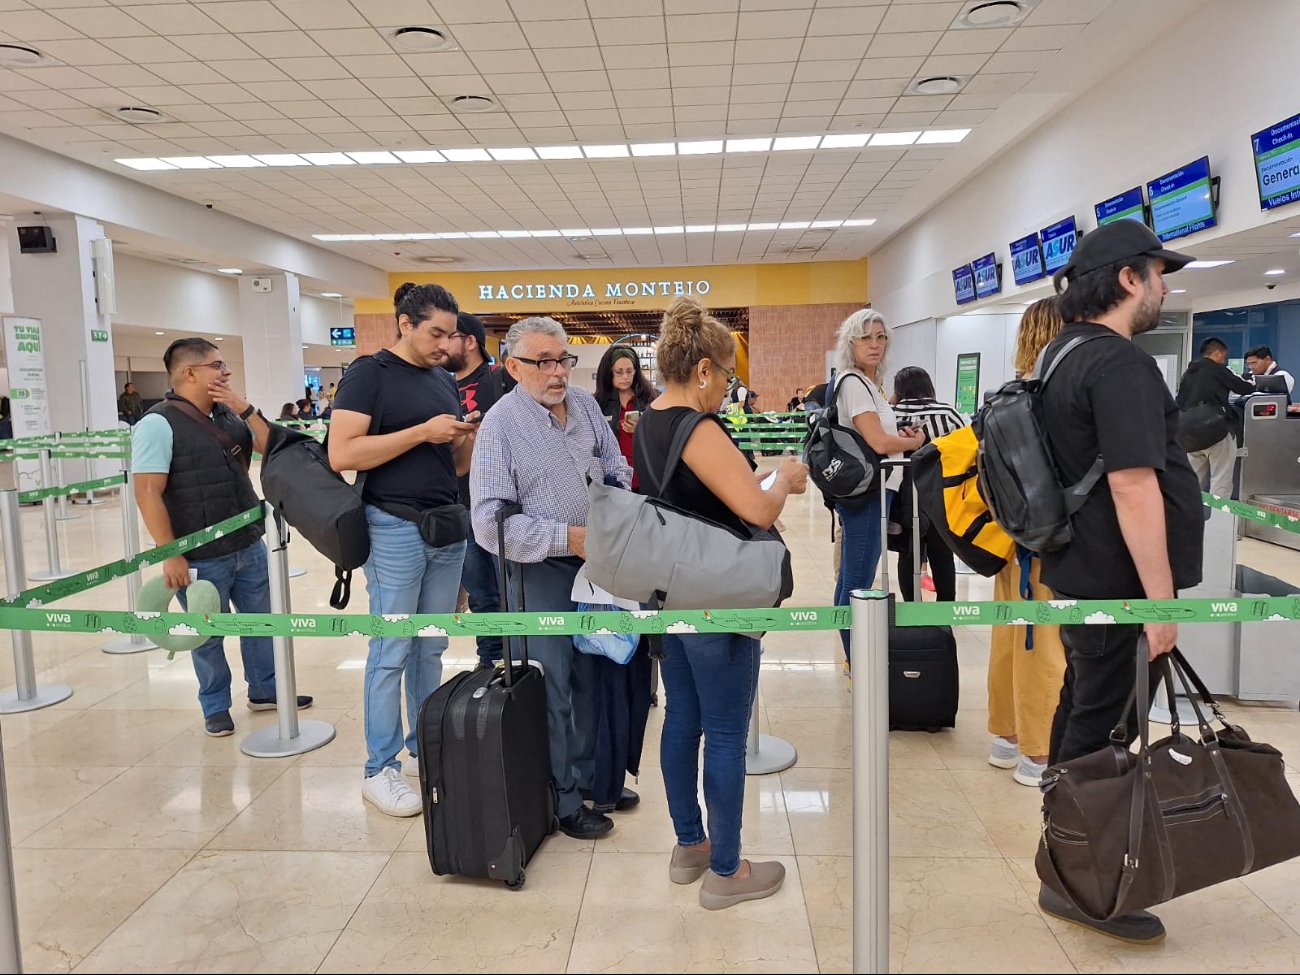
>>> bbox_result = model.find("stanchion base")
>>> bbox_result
[55,511,83,522]
[746,734,797,775]
[288,567,307,579]
[27,568,76,581]
[0,683,73,713]
[1149,699,1204,725]
[240,719,336,758]
[71,497,109,506]
[102,634,158,654]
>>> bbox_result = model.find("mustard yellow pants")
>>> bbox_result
[987,557,1066,759]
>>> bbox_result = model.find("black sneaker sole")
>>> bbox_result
[205,725,234,738]
[1038,901,1166,945]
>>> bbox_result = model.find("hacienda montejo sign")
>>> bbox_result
[478,279,712,302]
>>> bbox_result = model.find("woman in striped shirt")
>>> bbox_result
[889,366,967,602]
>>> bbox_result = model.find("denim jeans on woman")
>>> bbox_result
[833,491,892,658]
[361,506,466,777]
[659,631,761,877]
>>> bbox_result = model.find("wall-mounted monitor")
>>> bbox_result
[1147,155,1217,242]
[1252,112,1300,212]
[1009,232,1045,286]
[972,252,1001,299]
[952,264,976,305]
[1095,187,1147,227]
[1040,217,1078,275]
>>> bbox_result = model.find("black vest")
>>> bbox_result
[148,393,264,559]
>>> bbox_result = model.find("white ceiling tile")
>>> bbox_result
[498,92,561,112]
[118,4,226,35]
[510,0,588,19]
[731,82,787,103]
[614,87,672,108]
[535,47,605,71]
[836,96,895,114]
[337,54,415,78]
[962,71,1033,93]
[237,30,330,58]
[1002,23,1084,50]
[450,20,529,50]
[808,4,885,37]
[665,12,738,43]
[592,16,666,46]
[363,77,432,98]
[267,98,336,118]
[732,61,793,85]
[36,38,129,65]
[169,33,263,61]
[521,19,598,48]
[733,37,802,63]
[783,98,842,115]
[469,50,543,74]
[100,36,194,63]
[272,0,370,30]
[197,1,299,33]
[791,59,859,83]
[930,26,1012,55]
[212,59,291,83]
[147,61,233,86]
[82,64,166,87]
[788,80,848,101]
[728,101,782,120]
[510,110,569,126]
[672,64,731,87]
[918,52,990,76]
[878,2,963,33]
[403,52,477,74]
[545,70,609,92]
[7,88,81,110]
[676,104,727,122]
[934,107,992,126]
[601,44,669,69]
[1023,0,1112,28]
[673,86,729,106]
[736,8,811,38]
[308,27,391,55]
[866,30,941,58]
[278,57,351,80]
[801,34,875,60]
[893,92,950,111]
[668,41,734,66]
[303,78,373,99]
[879,109,937,126]
[482,72,550,93]
[210,100,283,120]
[981,50,1056,74]
[239,79,315,102]
[947,90,1003,110]
[4,8,90,39]
[854,55,924,80]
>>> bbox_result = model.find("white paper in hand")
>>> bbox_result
[760,470,778,491]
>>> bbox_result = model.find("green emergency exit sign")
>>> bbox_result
[90,330,109,342]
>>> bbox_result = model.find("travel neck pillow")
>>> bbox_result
[136,575,221,654]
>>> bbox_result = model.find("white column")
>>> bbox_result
[237,272,305,420]
[8,215,119,482]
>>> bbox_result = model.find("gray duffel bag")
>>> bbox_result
[584,411,793,610]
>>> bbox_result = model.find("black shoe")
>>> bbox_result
[558,806,614,840]
[1038,885,1166,944]
[580,786,640,813]
[247,695,314,712]
[204,710,234,737]
[473,660,497,673]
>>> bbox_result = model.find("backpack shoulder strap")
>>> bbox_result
[642,410,712,498]
[162,398,242,457]
[1037,333,1116,512]
[1038,332,1114,384]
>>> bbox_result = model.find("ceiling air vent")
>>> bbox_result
[390,27,456,53]
[906,76,966,96]
[0,43,46,68]
[954,0,1039,29]
[116,106,164,124]
[450,95,496,114]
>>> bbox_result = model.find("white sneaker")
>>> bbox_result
[988,736,1019,769]
[362,767,422,817]
[403,754,420,778]
[1013,755,1048,788]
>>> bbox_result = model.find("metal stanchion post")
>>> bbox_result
[102,470,156,655]
[0,719,24,974]
[850,588,890,975]
[0,489,73,713]
[240,503,335,758]
[53,450,80,522]
[745,646,797,775]
[26,449,73,582]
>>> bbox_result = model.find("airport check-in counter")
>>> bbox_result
[1239,393,1300,551]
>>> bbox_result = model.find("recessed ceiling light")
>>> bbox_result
[1186,260,1235,269]
[215,336,224,340]
[346,151,399,165]
[678,140,723,155]
[821,133,871,148]
[394,149,445,163]
[1170,289,1187,294]
[917,129,971,144]
[217,268,242,275]
[321,292,342,298]
[907,76,966,96]
[442,148,491,162]
[154,330,165,335]
[1266,268,1286,275]
[536,146,584,159]
[870,132,921,146]
[389,26,455,53]
[773,136,821,151]
[0,43,47,68]
[631,142,676,157]
[957,0,1038,29]
[117,157,176,171]
[450,94,495,113]
[418,255,461,264]
[253,153,310,166]
[488,147,538,161]
[301,152,355,166]
[116,106,164,124]
[725,138,772,153]
[1291,232,1300,238]
[583,144,629,158]
[205,154,264,168]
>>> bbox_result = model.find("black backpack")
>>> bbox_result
[803,372,881,503]
[972,334,1112,553]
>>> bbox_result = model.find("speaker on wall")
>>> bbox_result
[17,225,56,254]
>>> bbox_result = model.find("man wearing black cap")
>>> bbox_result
[445,312,508,669]
[1035,221,1204,943]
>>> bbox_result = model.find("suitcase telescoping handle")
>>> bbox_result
[495,502,529,688]
[875,457,920,596]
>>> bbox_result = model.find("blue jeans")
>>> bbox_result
[834,492,891,659]
[460,533,503,666]
[178,541,275,718]
[659,632,761,877]
[361,506,466,777]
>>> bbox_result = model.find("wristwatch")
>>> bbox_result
[239,403,257,420]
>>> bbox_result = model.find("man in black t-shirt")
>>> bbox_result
[1175,336,1256,498]
[1036,221,1201,943]
[329,283,479,819]
[445,312,507,668]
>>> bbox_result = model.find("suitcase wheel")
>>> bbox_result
[505,871,525,891]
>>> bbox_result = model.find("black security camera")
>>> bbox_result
[204,202,214,210]
[1266,283,1277,290]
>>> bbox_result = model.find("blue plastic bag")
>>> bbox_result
[572,602,639,665]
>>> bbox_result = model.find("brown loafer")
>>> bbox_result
[699,859,785,910]
[669,844,711,885]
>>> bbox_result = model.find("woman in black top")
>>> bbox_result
[634,296,807,912]
[595,345,654,489]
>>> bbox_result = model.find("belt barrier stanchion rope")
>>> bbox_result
[850,588,890,975]
[238,502,335,759]
[0,489,72,714]
[101,470,157,656]
[26,449,73,583]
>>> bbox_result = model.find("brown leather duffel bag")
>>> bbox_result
[1036,647,1300,920]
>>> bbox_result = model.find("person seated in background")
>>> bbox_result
[277,403,297,421]
[118,381,144,425]
[594,345,654,491]
[295,398,313,420]
[786,387,805,412]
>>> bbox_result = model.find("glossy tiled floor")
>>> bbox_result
[3,476,1300,973]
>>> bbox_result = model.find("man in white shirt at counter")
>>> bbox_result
[1245,345,1294,399]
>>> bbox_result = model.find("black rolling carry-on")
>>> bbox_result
[881,463,959,732]
[416,504,557,888]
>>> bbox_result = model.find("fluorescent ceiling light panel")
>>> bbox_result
[442,148,491,162]
[438,232,470,239]
[621,227,654,235]
[205,154,264,168]
[716,223,748,232]
[536,146,584,159]
[774,136,822,151]
[529,229,562,237]
[821,134,871,148]
[678,140,723,155]
[654,226,684,234]
[467,231,500,238]
[253,153,309,166]
[301,152,355,166]
[685,224,716,233]
[394,149,445,163]
[811,219,844,228]
[591,228,623,236]
[373,233,407,240]
[117,157,176,170]
[1170,289,1187,294]
[869,131,920,146]
[747,222,779,231]
[917,128,971,144]
[842,218,877,227]
[488,147,537,161]
[346,151,399,165]
[498,230,531,238]
[403,233,441,240]
[726,137,772,153]
[1265,268,1286,275]
[631,142,676,157]
[582,144,629,158]
[560,228,591,237]
[321,292,342,298]
[217,268,242,274]
[161,156,220,169]
[778,221,812,229]
[1185,260,1234,269]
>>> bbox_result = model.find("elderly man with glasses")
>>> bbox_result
[470,316,633,841]
[132,337,312,738]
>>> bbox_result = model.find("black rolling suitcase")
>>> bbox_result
[881,463,959,732]
[417,504,557,888]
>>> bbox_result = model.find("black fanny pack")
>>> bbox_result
[377,502,470,548]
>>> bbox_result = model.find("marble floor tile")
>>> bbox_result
[767,707,850,768]
[9,707,200,768]
[797,855,853,975]
[567,852,817,973]
[888,768,1002,859]
[755,668,850,710]
[318,849,588,973]
[949,767,1045,859]
[782,766,851,857]
[3,765,126,843]
[22,763,286,851]
[75,850,390,974]
[136,708,353,767]
[16,847,193,974]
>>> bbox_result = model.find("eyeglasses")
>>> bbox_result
[515,354,579,373]
[192,360,228,371]
[718,363,740,391]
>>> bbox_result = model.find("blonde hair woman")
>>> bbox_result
[987,297,1069,786]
